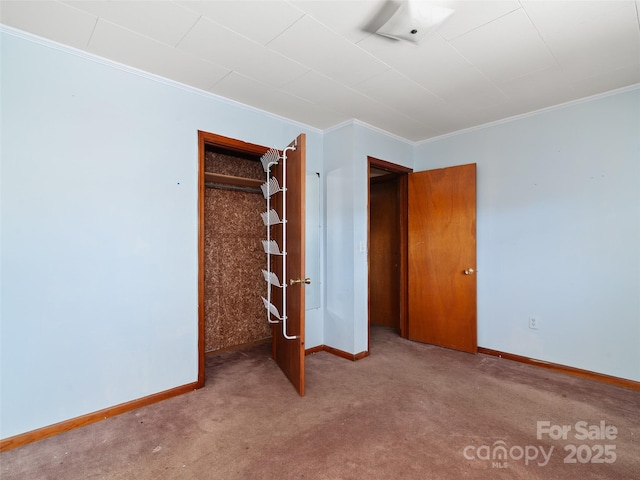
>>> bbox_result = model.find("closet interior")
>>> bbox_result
[203,145,271,354]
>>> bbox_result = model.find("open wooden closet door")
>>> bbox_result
[265,134,307,396]
[407,164,477,354]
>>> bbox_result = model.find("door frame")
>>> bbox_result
[367,157,413,351]
[197,131,270,387]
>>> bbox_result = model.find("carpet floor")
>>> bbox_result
[1,326,639,479]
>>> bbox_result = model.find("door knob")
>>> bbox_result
[290,277,311,285]
[464,268,475,275]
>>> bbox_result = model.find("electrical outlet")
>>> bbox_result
[529,317,538,329]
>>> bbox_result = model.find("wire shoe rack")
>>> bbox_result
[259,143,298,339]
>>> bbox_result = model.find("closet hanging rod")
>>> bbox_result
[204,183,261,194]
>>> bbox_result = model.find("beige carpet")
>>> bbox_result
[2,326,639,479]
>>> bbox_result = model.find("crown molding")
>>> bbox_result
[0,24,323,136]
[417,83,640,146]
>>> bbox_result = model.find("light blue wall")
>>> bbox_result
[0,29,323,439]
[322,123,412,354]
[323,124,355,352]
[414,88,640,381]
[2,26,638,442]
[352,125,413,353]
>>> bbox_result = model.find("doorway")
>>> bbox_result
[370,177,400,331]
[367,158,477,354]
[197,132,271,386]
[368,157,412,347]
[197,131,307,395]
[202,144,270,354]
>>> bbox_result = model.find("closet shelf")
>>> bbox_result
[204,172,263,189]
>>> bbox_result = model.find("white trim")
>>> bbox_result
[322,119,356,135]
[323,118,417,146]
[0,24,323,136]
[3,24,638,146]
[352,118,418,145]
[416,83,640,145]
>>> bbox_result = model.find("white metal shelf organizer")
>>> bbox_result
[260,143,297,340]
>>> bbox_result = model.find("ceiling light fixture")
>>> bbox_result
[375,0,455,43]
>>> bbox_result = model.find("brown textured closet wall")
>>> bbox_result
[204,150,271,353]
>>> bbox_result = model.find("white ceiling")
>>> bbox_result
[1,0,639,142]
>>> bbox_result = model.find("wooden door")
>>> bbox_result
[271,134,306,395]
[408,164,477,353]
[370,178,400,329]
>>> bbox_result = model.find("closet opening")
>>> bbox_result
[197,132,272,385]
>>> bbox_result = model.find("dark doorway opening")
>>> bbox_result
[367,157,412,351]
